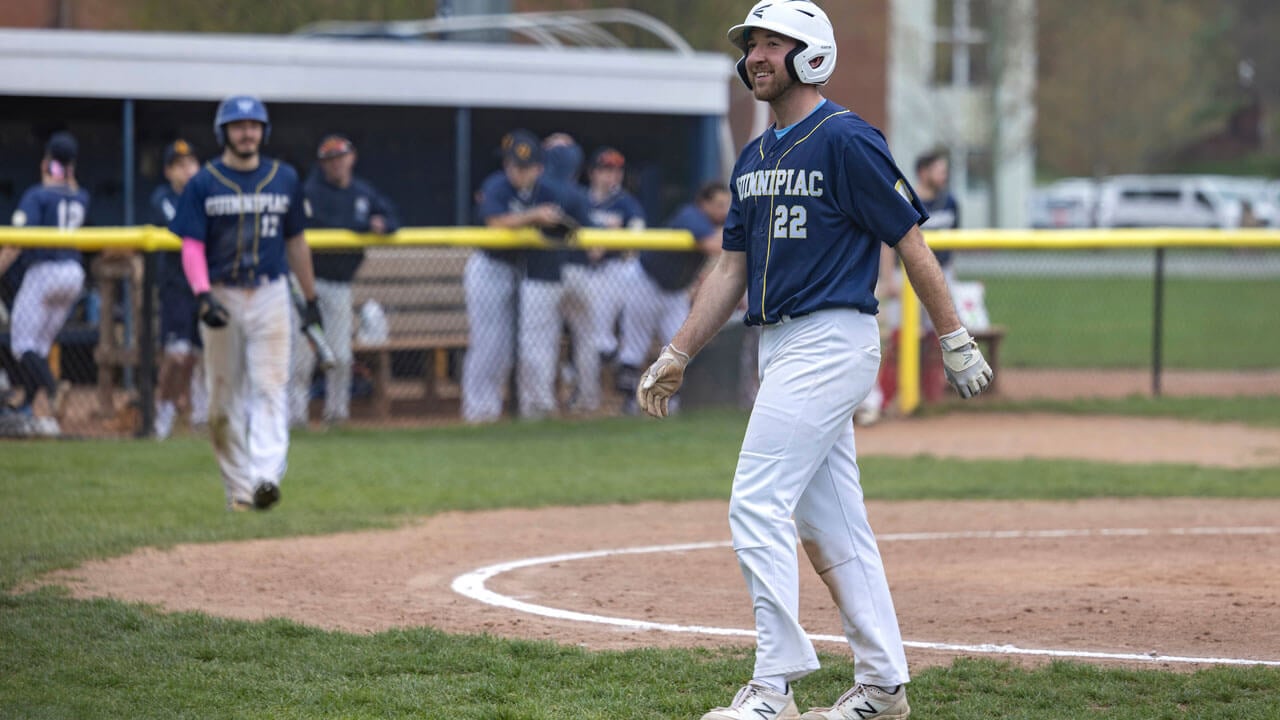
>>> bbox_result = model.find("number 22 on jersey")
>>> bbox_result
[773,204,808,239]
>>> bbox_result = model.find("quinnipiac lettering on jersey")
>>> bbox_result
[735,168,825,201]
[723,100,928,326]
[202,192,292,216]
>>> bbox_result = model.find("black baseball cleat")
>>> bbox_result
[252,481,281,510]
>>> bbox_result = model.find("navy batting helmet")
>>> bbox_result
[214,95,271,147]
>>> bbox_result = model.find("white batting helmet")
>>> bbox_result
[728,1,837,89]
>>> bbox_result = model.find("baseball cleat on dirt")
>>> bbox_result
[800,683,909,720]
[702,682,800,720]
[252,481,281,510]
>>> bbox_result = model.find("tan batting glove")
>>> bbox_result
[940,327,994,399]
[637,344,691,418]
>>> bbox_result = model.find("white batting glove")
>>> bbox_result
[939,327,993,399]
[637,344,691,418]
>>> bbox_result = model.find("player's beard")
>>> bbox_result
[229,139,260,160]
[752,67,798,104]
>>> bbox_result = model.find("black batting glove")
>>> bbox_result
[304,298,323,330]
[196,292,229,329]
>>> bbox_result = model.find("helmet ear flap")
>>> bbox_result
[783,42,807,83]
[737,40,810,89]
[736,56,754,90]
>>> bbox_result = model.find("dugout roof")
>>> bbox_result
[0,28,732,116]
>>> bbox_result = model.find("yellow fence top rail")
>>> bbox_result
[2,226,1278,253]
[0,226,699,252]
[924,228,1280,249]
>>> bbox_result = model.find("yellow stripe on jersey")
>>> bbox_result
[205,162,246,283]
[758,109,850,321]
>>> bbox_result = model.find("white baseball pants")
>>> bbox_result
[617,260,689,369]
[201,278,291,506]
[461,252,518,423]
[10,260,84,356]
[585,257,630,358]
[516,278,564,419]
[289,278,354,424]
[560,264,604,411]
[731,308,909,686]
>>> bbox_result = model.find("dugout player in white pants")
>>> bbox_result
[637,4,992,719]
[462,130,589,423]
[616,183,728,415]
[0,132,88,437]
[583,147,647,363]
[290,134,398,427]
[171,95,320,511]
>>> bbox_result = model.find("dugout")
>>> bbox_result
[0,27,733,229]
[0,21,737,425]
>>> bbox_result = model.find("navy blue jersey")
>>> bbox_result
[169,157,306,286]
[476,172,590,282]
[588,187,646,264]
[588,188,646,230]
[150,184,193,296]
[304,171,400,283]
[724,100,928,325]
[920,192,959,268]
[639,203,715,292]
[11,183,89,264]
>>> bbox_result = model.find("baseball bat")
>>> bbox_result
[288,274,336,371]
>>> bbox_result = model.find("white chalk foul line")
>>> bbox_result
[450,527,1280,668]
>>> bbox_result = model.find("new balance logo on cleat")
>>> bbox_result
[754,702,780,719]
[702,682,800,720]
[853,702,879,719]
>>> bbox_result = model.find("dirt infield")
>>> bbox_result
[38,413,1280,671]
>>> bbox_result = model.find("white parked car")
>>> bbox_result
[1029,178,1098,228]
[1095,175,1242,229]
[1202,175,1278,227]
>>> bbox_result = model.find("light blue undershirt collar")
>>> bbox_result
[773,99,828,139]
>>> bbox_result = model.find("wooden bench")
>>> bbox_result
[348,246,472,419]
[969,325,1007,394]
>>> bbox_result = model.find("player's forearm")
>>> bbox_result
[895,227,960,335]
[0,246,20,277]
[670,251,747,357]
[180,238,211,294]
[486,211,541,229]
[285,234,318,300]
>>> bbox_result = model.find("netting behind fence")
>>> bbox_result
[2,230,1278,439]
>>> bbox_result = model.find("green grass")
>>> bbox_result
[3,593,1278,719]
[978,276,1280,369]
[3,411,1280,717]
[5,412,1280,591]
[940,394,1280,428]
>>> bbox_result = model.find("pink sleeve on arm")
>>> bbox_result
[181,238,211,294]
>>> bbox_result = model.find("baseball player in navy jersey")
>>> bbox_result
[0,132,88,437]
[541,133,603,413]
[462,130,590,423]
[290,133,399,428]
[616,182,727,415]
[170,95,320,511]
[637,3,992,719]
[584,147,646,364]
[151,139,208,439]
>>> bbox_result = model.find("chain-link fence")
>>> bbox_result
[3,231,1279,439]
[891,236,1280,413]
